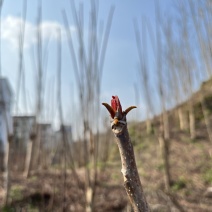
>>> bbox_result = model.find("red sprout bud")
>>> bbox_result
[111,96,122,114]
[102,95,136,120]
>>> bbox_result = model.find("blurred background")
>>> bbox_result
[0,0,212,211]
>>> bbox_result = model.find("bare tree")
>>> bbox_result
[12,0,33,178]
[134,18,154,134]
[16,0,28,115]
[63,1,114,210]
[56,28,81,210]
[175,1,197,140]
[154,3,172,191]
[189,0,212,142]
[134,2,172,192]
[27,0,49,175]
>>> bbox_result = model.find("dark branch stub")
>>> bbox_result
[102,96,149,212]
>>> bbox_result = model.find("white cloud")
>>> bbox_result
[1,15,74,49]
[39,21,65,41]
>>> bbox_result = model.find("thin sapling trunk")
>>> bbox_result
[102,96,149,212]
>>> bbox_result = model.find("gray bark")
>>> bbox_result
[189,108,196,140]
[178,108,187,131]
[111,114,150,212]
[146,119,152,134]
[23,137,33,178]
[158,136,171,192]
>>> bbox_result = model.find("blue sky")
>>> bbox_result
[0,0,175,128]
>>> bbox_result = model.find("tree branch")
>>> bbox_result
[102,96,149,212]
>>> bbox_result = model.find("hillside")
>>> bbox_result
[1,79,212,211]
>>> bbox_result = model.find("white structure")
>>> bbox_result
[0,78,13,170]
[13,115,36,148]
[62,125,73,143]
[38,123,53,149]
[0,78,13,149]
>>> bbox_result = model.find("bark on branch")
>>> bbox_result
[102,96,149,212]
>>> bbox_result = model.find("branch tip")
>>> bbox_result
[124,106,137,115]
[102,102,115,118]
